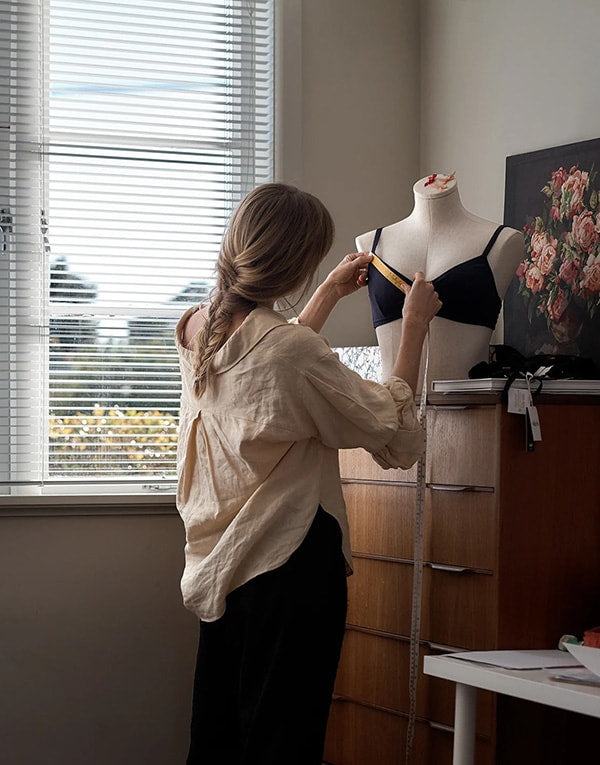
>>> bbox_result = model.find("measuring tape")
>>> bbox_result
[370,252,411,293]
[404,335,429,765]
[369,240,429,761]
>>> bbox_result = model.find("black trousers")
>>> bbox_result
[186,507,348,765]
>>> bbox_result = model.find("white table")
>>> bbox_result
[423,653,600,765]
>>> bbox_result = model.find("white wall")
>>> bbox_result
[420,0,600,223]
[0,510,198,765]
[277,0,421,347]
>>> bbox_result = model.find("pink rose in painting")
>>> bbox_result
[525,264,545,293]
[530,231,547,260]
[536,237,558,275]
[580,255,600,294]
[562,167,589,218]
[547,288,567,322]
[551,167,568,191]
[558,257,581,286]
[572,210,599,252]
[518,163,600,327]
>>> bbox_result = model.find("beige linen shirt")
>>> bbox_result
[175,305,424,621]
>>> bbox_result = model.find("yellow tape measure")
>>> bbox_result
[405,335,429,765]
[370,252,411,293]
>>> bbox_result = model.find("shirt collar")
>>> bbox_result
[211,306,288,373]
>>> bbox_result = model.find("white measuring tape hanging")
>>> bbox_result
[404,334,429,765]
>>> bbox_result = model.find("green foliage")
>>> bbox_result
[49,406,178,476]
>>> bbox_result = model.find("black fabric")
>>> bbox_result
[186,506,348,765]
[469,343,600,401]
[367,225,505,329]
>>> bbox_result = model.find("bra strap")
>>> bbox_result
[370,227,383,254]
[482,224,506,259]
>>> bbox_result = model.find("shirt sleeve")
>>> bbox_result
[300,349,424,470]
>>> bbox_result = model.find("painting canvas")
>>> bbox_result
[503,138,600,369]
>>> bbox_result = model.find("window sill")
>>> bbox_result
[0,491,177,516]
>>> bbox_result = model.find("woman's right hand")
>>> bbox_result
[390,272,442,392]
[401,271,442,328]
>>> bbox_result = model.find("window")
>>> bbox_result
[1,0,274,496]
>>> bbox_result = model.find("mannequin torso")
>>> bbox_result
[356,175,524,388]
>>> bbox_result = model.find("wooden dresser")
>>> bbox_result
[323,396,600,764]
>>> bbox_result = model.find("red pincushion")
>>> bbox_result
[583,626,600,648]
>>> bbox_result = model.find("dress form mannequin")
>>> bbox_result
[356,173,524,390]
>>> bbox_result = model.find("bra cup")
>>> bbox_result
[367,225,505,331]
[367,263,406,328]
[432,255,502,329]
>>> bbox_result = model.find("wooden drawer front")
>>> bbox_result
[334,629,493,735]
[426,406,498,487]
[340,447,417,483]
[344,483,415,559]
[324,700,493,765]
[426,488,496,570]
[347,558,496,649]
[324,700,406,765]
[345,483,496,569]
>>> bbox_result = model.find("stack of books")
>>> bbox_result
[431,378,600,395]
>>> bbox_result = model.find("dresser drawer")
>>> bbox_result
[345,482,496,570]
[347,558,496,649]
[324,699,493,765]
[344,483,415,559]
[340,447,417,483]
[426,487,496,570]
[334,628,493,735]
[426,406,499,487]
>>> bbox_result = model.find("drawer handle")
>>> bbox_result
[428,721,454,733]
[429,405,470,410]
[429,563,473,574]
[429,484,474,492]
[424,641,461,653]
[429,483,494,493]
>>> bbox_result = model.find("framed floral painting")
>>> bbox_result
[503,138,600,368]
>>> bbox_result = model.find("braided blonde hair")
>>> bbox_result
[192,183,334,396]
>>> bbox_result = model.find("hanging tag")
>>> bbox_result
[507,386,529,414]
[526,405,542,441]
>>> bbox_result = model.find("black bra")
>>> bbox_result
[367,225,505,329]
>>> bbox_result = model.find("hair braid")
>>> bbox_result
[189,182,334,397]
[192,288,257,396]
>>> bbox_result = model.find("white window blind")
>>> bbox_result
[1,0,274,495]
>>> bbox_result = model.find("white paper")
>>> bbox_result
[431,378,600,395]
[566,643,600,677]
[448,649,581,670]
[526,405,542,441]
[551,668,600,686]
[507,387,528,414]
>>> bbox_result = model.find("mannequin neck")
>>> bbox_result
[409,175,469,230]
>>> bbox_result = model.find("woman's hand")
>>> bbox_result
[323,252,373,300]
[401,271,442,328]
[296,252,372,333]
[391,273,442,393]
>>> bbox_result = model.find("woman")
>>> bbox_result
[175,183,441,764]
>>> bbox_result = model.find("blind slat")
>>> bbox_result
[0,0,274,491]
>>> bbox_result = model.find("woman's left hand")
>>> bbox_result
[324,252,373,300]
